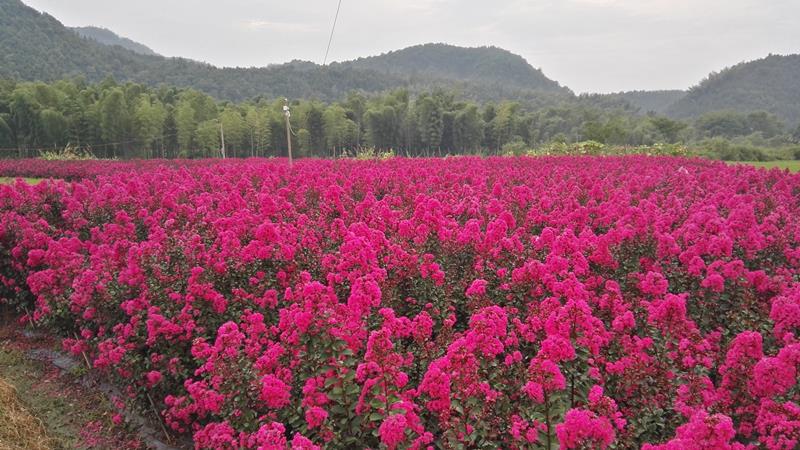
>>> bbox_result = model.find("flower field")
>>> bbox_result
[1,156,799,449]
[0,158,218,181]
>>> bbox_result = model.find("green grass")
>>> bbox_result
[0,177,45,184]
[734,160,800,172]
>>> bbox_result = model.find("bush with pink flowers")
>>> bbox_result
[1,156,800,448]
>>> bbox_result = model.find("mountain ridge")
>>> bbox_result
[0,0,568,103]
[2,0,799,124]
[336,43,569,94]
[667,54,800,124]
[71,25,159,56]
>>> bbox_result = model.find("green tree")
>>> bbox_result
[162,105,179,158]
[745,111,784,138]
[219,106,246,157]
[583,117,629,144]
[365,105,399,150]
[9,88,39,154]
[0,114,13,148]
[244,105,271,157]
[38,108,68,148]
[175,99,196,157]
[134,95,167,158]
[195,119,221,157]
[454,104,484,152]
[344,93,366,147]
[295,128,311,157]
[490,102,518,149]
[323,104,357,156]
[416,95,443,152]
[649,116,687,142]
[695,111,749,138]
[98,87,131,158]
[305,105,326,156]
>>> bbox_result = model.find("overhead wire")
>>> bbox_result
[323,0,343,65]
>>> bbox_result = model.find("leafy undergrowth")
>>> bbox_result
[0,322,144,450]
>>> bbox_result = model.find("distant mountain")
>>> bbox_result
[598,90,687,115]
[0,0,405,101]
[0,0,569,104]
[338,43,569,95]
[4,0,798,122]
[667,54,800,125]
[71,26,159,56]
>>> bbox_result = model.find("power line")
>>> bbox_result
[323,0,343,65]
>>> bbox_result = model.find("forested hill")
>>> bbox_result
[0,0,569,103]
[338,44,569,94]
[0,0,406,101]
[667,54,800,124]
[71,26,159,56]
[3,0,798,122]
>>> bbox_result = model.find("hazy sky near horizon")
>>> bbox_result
[23,0,800,93]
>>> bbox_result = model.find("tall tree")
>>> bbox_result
[454,104,484,152]
[195,119,221,157]
[219,106,246,157]
[38,109,68,148]
[9,88,39,154]
[162,105,179,158]
[305,105,325,156]
[649,116,687,142]
[323,105,357,156]
[416,95,443,153]
[134,95,167,158]
[99,87,131,158]
[175,99,196,157]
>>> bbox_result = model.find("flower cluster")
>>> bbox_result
[2,156,800,448]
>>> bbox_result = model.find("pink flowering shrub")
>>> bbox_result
[2,156,800,448]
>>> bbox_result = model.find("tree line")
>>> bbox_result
[0,78,798,160]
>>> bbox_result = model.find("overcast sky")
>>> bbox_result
[23,0,800,93]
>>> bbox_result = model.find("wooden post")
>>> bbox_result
[219,122,226,159]
[284,99,293,167]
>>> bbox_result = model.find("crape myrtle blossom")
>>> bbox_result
[2,156,800,448]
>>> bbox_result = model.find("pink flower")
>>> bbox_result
[701,273,725,292]
[466,279,487,297]
[6,156,800,448]
[556,409,615,449]
[260,374,291,409]
[750,357,797,397]
[643,411,742,450]
[305,406,328,429]
[145,370,163,387]
[379,414,407,450]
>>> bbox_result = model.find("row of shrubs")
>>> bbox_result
[499,140,800,162]
[6,140,800,163]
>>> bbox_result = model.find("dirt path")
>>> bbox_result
[0,375,52,450]
[0,323,146,450]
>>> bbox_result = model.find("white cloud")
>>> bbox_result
[244,20,319,33]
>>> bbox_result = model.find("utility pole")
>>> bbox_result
[283,98,293,167]
[219,121,226,159]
